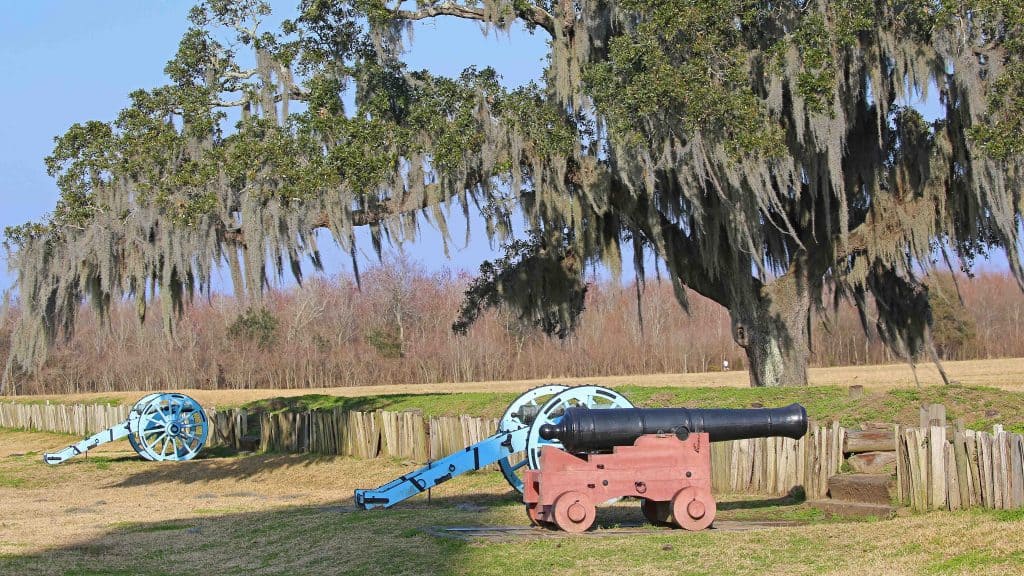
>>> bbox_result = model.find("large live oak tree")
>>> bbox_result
[4,0,1024,390]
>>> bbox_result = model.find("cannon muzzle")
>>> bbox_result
[539,404,807,452]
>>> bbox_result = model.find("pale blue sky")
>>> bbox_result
[0,1,550,293]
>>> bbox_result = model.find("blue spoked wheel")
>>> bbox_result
[127,393,163,460]
[525,385,634,471]
[497,385,569,493]
[128,393,209,461]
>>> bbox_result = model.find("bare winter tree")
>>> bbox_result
[4,0,1024,390]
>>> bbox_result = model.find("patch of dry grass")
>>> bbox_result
[1,430,1023,575]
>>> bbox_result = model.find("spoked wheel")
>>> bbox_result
[497,385,568,493]
[552,491,596,533]
[127,393,163,461]
[671,486,716,531]
[129,393,209,462]
[641,499,672,526]
[525,386,633,471]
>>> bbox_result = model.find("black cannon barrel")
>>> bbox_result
[539,404,807,452]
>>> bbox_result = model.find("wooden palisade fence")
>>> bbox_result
[3,401,1022,512]
[895,423,1024,511]
[0,401,129,437]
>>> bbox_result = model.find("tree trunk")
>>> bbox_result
[730,274,812,387]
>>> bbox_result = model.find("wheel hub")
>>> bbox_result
[567,501,587,523]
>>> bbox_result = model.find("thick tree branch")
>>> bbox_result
[212,86,309,108]
[395,2,555,37]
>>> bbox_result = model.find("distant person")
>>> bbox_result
[722,360,730,371]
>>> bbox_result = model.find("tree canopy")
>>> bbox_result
[4,0,1024,390]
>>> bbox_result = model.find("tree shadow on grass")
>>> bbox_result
[107,451,355,488]
[715,487,805,512]
[0,497,482,576]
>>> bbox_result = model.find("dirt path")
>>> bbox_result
[11,357,1024,408]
